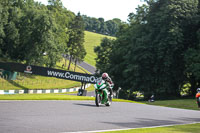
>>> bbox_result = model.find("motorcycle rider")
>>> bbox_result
[196,88,200,108]
[101,73,114,103]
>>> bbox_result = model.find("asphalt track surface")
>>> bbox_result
[77,61,96,74]
[0,100,200,133]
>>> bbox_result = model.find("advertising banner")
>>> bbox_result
[0,62,99,84]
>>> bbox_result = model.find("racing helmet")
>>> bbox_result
[197,88,200,92]
[102,73,108,80]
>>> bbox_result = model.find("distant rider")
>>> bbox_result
[102,73,114,96]
[196,88,200,108]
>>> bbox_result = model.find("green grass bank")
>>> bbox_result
[84,31,115,66]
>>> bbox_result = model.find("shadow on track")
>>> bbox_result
[102,117,200,128]
[74,103,96,107]
[102,118,181,128]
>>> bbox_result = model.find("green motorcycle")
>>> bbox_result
[94,79,112,107]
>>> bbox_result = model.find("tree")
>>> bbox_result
[145,0,199,97]
[48,0,63,7]
[0,0,22,61]
[47,0,75,67]
[0,0,9,57]
[19,7,62,66]
[105,3,151,99]
[95,0,200,100]
[184,5,200,95]
[67,12,86,71]
[184,48,200,95]
[0,0,75,68]
[128,4,149,24]
[105,20,118,36]
[82,15,122,36]
[98,18,107,34]
[94,38,114,73]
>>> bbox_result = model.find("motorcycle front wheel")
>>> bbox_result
[95,93,101,107]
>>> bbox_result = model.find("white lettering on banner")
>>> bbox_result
[79,76,85,81]
[70,74,74,79]
[90,76,96,83]
[65,72,70,78]
[47,70,98,83]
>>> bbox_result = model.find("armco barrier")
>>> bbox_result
[0,84,91,95]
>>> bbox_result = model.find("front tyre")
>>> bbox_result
[95,93,101,107]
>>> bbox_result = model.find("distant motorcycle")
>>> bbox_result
[94,79,112,107]
[196,92,200,108]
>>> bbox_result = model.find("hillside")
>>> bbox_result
[84,31,115,67]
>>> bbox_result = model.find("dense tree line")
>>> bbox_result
[0,0,86,70]
[82,15,123,36]
[95,0,200,100]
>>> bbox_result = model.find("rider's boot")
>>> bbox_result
[109,88,113,98]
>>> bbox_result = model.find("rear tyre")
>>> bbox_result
[95,94,101,107]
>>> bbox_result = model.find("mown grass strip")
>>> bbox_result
[0,93,139,104]
[102,123,200,133]
[0,94,93,100]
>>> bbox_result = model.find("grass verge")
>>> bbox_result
[0,93,139,103]
[102,123,200,133]
[0,94,94,100]
[141,98,199,110]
